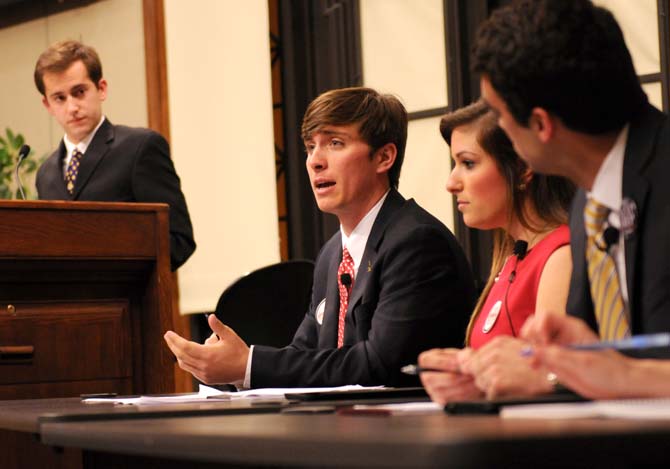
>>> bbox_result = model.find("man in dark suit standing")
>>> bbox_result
[34,40,195,271]
[455,0,670,398]
[165,87,476,388]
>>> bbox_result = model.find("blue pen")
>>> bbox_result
[521,332,670,356]
[570,333,670,351]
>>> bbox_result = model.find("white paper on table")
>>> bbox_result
[352,401,443,415]
[224,384,383,400]
[83,384,227,405]
[501,398,670,420]
[83,384,383,405]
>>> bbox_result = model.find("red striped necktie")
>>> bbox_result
[337,248,355,348]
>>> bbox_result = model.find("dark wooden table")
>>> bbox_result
[0,396,284,468]
[2,397,670,468]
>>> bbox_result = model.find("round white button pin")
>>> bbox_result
[482,300,502,333]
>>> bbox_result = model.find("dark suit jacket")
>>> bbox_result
[567,103,670,341]
[252,189,476,387]
[36,119,195,270]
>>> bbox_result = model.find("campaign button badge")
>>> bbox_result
[483,300,502,333]
[315,298,326,325]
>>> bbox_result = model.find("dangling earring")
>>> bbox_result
[517,182,527,191]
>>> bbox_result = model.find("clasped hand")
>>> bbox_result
[419,335,556,403]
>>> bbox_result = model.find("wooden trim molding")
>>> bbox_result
[658,0,670,111]
[408,106,450,121]
[142,0,193,392]
[143,0,171,142]
[638,73,662,84]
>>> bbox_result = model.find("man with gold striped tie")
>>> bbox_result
[462,0,670,401]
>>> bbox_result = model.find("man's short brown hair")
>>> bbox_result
[301,87,408,189]
[34,40,103,95]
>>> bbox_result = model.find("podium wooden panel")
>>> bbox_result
[0,200,176,399]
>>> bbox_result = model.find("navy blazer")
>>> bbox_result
[36,119,195,270]
[567,103,670,342]
[252,189,476,387]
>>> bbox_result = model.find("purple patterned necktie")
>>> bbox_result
[65,148,84,195]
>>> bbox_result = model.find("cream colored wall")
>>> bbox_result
[643,82,664,110]
[595,0,664,108]
[361,0,448,113]
[164,0,280,313]
[359,0,668,239]
[0,0,146,192]
[0,0,665,315]
[359,0,454,232]
[595,0,660,75]
[0,0,279,314]
[404,117,451,212]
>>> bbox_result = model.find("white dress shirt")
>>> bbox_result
[62,115,106,176]
[339,190,389,277]
[586,124,630,306]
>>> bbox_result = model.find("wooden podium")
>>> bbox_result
[0,200,178,399]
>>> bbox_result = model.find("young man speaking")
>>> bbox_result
[165,87,475,388]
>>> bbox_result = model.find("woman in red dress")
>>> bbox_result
[420,100,575,403]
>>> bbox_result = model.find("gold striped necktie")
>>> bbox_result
[584,197,630,339]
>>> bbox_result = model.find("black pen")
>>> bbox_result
[203,313,220,339]
[400,364,443,375]
[80,393,118,400]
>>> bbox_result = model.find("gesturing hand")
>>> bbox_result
[164,314,250,385]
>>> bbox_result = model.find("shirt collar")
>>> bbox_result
[340,189,390,276]
[63,115,106,157]
[588,124,629,212]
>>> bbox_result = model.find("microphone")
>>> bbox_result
[513,240,528,261]
[14,144,30,200]
[504,239,528,337]
[597,226,620,252]
[340,273,352,288]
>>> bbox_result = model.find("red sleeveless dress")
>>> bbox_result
[470,225,570,349]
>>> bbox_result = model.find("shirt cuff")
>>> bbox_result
[242,345,254,389]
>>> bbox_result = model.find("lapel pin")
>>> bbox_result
[620,197,637,239]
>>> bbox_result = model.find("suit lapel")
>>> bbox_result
[72,119,114,199]
[318,240,344,349]
[48,141,71,199]
[571,190,587,279]
[621,105,661,327]
[567,191,593,307]
[346,190,405,315]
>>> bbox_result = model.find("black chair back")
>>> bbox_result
[213,260,315,347]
